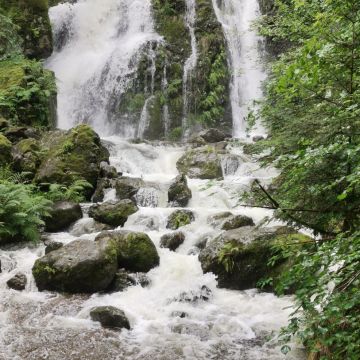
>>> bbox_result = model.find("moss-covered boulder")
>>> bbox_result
[95,231,160,273]
[167,209,195,230]
[176,146,223,179]
[89,200,138,228]
[0,133,11,165]
[199,226,313,292]
[11,138,40,175]
[168,174,192,207]
[45,201,83,232]
[35,125,109,196]
[221,215,255,230]
[32,238,118,293]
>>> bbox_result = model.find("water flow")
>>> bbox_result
[212,0,267,138]
[162,64,171,137]
[182,0,198,138]
[47,0,160,136]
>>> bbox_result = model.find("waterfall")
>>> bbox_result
[162,64,171,137]
[47,0,160,136]
[182,0,198,137]
[212,0,267,138]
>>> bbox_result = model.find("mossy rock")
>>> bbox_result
[35,125,110,197]
[95,230,160,273]
[0,133,12,165]
[167,209,195,230]
[168,174,192,207]
[199,226,314,292]
[11,138,40,175]
[176,146,223,179]
[88,200,138,227]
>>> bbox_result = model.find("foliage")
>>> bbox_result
[44,180,93,203]
[217,241,243,273]
[0,180,51,243]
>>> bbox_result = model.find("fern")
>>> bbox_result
[44,180,93,203]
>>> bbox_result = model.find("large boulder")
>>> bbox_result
[35,125,109,198]
[95,231,160,273]
[221,215,255,230]
[88,200,138,227]
[115,177,144,200]
[11,138,41,175]
[32,238,118,293]
[168,174,192,207]
[199,226,313,291]
[90,306,130,330]
[160,231,185,251]
[45,201,83,232]
[0,134,11,165]
[167,210,195,230]
[176,146,223,179]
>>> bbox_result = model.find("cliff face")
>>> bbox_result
[0,0,56,128]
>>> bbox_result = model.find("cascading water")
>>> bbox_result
[212,0,267,138]
[182,0,198,137]
[47,0,160,136]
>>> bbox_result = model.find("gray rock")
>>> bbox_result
[90,306,130,330]
[168,174,192,207]
[45,201,83,232]
[221,215,255,230]
[207,212,233,228]
[88,200,138,227]
[115,177,144,200]
[7,272,27,291]
[99,161,117,179]
[166,210,195,230]
[32,238,118,293]
[92,178,111,203]
[198,128,226,143]
[160,231,185,251]
[108,269,151,292]
[45,241,63,254]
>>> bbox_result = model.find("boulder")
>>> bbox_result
[95,230,160,272]
[0,134,11,165]
[7,272,27,291]
[167,210,195,230]
[11,138,41,175]
[35,125,109,198]
[32,238,118,293]
[198,128,227,143]
[107,269,150,292]
[92,178,111,203]
[45,201,83,232]
[45,241,63,254]
[88,200,138,227]
[4,126,40,143]
[221,215,255,230]
[168,174,192,207]
[160,231,185,251]
[199,226,313,291]
[207,212,233,228]
[99,161,117,179]
[90,306,130,330]
[115,177,144,200]
[176,146,223,179]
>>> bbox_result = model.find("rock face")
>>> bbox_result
[90,306,130,330]
[35,125,109,198]
[199,226,313,291]
[88,200,138,227]
[95,231,160,273]
[221,215,255,230]
[167,210,195,230]
[168,174,192,207]
[32,238,118,293]
[0,134,11,165]
[160,232,185,251]
[7,272,27,291]
[176,147,223,179]
[45,201,83,232]
[115,177,144,200]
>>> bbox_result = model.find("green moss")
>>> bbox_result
[0,133,11,164]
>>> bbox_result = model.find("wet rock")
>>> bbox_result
[166,210,195,230]
[115,177,144,200]
[32,238,118,293]
[199,226,313,291]
[4,126,40,143]
[176,146,223,179]
[195,235,210,250]
[207,212,233,228]
[69,218,113,237]
[171,311,188,318]
[92,178,111,203]
[253,135,265,142]
[7,272,27,291]
[172,285,212,303]
[0,134,12,165]
[198,128,227,143]
[221,215,255,230]
[88,199,138,227]
[90,306,130,330]
[11,138,41,176]
[108,269,136,292]
[168,174,192,207]
[45,201,83,232]
[95,230,160,272]
[99,161,117,179]
[160,231,185,251]
[45,241,63,254]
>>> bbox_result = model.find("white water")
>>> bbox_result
[212,0,267,137]
[0,140,305,360]
[47,0,160,136]
[182,0,198,138]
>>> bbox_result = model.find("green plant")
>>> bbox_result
[217,241,243,273]
[44,179,93,203]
